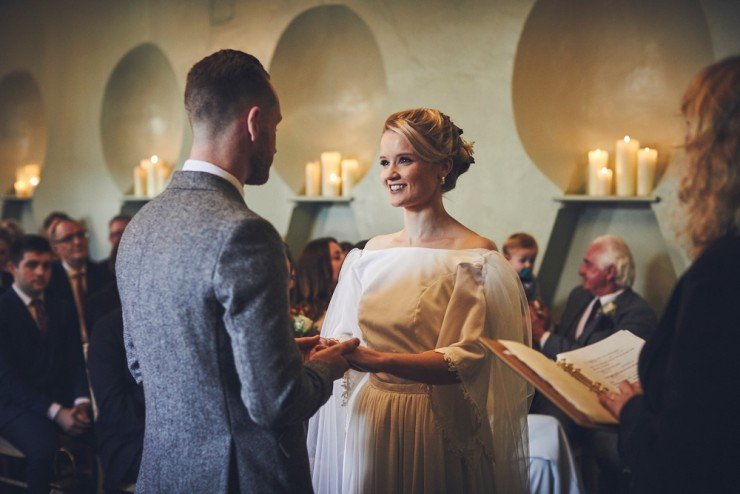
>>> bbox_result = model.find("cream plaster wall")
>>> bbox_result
[0,0,738,314]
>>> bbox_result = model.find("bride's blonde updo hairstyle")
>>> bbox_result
[383,108,475,192]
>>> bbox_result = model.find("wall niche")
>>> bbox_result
[100,43,183,194]
[269,5,388,194]
[0,71,46,194]
[512,0,713,193]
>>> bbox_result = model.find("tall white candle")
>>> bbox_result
[155,161,173,194]
[14,180,31,198]
[326,173,341,197]
[305,161,321,196]
[341,159,359,197]
[133,166,147,197]
[594,167,613,196]
[587,149,609,195]
[141,155,158,198]
[637,147,658,196]
[320,152,342,197]
[615,136,639,196]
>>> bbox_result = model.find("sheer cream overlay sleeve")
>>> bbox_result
[307,249,366,493]
[432,251,533,494]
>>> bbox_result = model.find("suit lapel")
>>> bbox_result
[8,290,46,345]
[561,289,593,338]
[576,310,605,345]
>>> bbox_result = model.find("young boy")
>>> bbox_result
[503,233,550,342]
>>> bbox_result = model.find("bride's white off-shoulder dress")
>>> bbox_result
[307,247,532,493]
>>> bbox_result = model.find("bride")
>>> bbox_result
[307,108,532,493]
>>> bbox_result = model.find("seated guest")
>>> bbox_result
[532,234,657,492]
[41,211,70,241]
[503,232,551,345]
[48,218,114,344]
[0,235,91,494]
[88,308,144,489]
[0,227,13,292]
[100,214,131,273]
[534,234,657,359]
[601,55,740,494]
[292,237,345,331]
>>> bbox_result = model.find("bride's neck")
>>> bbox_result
[401,198,455,245]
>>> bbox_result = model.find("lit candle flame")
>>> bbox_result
[151,155,159,164]
[624,136,631,143]
[29,177,40,186]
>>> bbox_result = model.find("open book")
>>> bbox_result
[483,330,645,429]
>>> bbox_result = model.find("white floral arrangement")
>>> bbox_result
[292,313,315,336]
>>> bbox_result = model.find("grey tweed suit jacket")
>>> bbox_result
[117,171,333,493]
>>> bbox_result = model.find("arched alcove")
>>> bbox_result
[512,0,713,193]
[100,43,183,193]
[269,5,387,193]
[0,71,46,194]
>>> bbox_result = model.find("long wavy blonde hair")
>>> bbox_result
[679,56,740,258]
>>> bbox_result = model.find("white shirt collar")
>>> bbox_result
[182,159,244,198]
[12,283,40,306]
[598,289,624,306]
[62,261,85,276]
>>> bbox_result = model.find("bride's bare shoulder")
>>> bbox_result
[364,233,403,250]
[454,226,498,251]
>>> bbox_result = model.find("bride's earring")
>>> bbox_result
[440,176,446,185]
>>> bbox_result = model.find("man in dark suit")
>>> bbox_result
[0,235,92,494]
[88,307,143,489]
[533,235,657,358]
[0,227,13,293]
[532,234,657,493]
[117,49,359,492]
[48,218,114,343]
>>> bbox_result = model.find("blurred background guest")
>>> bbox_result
[503,232,550,342]
[0,226,14,292]
[292,237,345,331]
[48,218,114,345]
[88,307,144,491]
[601,55,740,494]
[101,214,131,274]
[339,240,354,256]
[41,211,70,241]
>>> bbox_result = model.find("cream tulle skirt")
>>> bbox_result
[342,376,495,494]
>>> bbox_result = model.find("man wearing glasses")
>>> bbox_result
[48,218,113,345]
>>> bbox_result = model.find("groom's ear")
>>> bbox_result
[245,106,261,143]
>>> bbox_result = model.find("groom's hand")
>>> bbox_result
[309,338,360,380]
[295,335,321,363]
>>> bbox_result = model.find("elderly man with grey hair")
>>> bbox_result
[534,234,657,359]
[531,235,658,492]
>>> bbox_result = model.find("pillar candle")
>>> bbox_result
[155,161,173,194]
[140,156,157,198]
[637,147,658,196]
[326,173,341,197]
[615,136,639,196]
[305,161,321,196]
[587,150,608,195]
[320,152,341,196]
[341,159,359,197]
[14,180,31,198]
[133,166,147,197]
[594,167,613,196]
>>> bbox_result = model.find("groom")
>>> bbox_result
[117,49,358,492]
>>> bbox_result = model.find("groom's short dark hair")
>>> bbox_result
[184,49,276,133]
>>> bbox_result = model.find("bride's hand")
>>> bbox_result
[345,345,383,373]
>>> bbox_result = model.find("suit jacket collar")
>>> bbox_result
[181,159,244,198]
[576,287,634,345]
[167,171,247,206]
[4,288,52,346]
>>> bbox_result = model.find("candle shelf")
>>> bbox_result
[554,195,660,205]
[290,196,354,204]
[120,195,151,217]
[1,195,32,222]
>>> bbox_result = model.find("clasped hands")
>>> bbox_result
[54,402,92,436]
[295,336,382,379]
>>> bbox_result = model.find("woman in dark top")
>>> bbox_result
[601,56,740,493]
[292,237,345,331]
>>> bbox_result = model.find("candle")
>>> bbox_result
[326,173,341,197]
[320,152,342,196]
[16,164,41,196]
[615,136,639,196]
[341,159,359,197]
[140,155,160,197]
[305,161,321,197]
[14,180,31,198]
[133,166,147,197]
[155,161,173,194]
[587,149,609,195]
[637,147,658,196]
[594,167,613,196]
